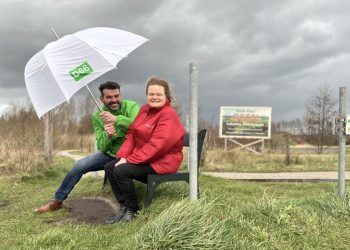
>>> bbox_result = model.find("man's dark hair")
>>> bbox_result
[99,81,120,97]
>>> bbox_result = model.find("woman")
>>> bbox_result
[104,77,185,224]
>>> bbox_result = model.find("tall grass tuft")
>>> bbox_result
[134,198,229,249]
[300,191,350,219]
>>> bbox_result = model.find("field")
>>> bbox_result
[1,156,350,249]
[179,148,347,173]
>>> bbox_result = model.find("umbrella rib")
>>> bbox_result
[93,46,128,58]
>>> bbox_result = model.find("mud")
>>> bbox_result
[0,200,10,207]
[64,197,118,224]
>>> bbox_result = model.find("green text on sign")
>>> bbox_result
[69,62,93,81]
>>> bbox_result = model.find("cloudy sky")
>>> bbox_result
[1,0,350,123]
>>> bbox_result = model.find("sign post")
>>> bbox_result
[338,87,346,197]
[189,63,198,200]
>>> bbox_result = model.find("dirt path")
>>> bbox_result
[57,150,85,161]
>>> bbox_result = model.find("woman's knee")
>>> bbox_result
[104,160,116,172]
[113,163,130,177]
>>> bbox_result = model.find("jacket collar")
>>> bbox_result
[145,99,170,114]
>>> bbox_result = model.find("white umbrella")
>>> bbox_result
[24,27,148,118]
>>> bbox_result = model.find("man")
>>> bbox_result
[34,81,139,213]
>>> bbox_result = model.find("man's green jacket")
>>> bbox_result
[92,99,139,157]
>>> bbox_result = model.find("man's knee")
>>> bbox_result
[71,159,87,174]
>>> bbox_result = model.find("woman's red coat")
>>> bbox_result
[116,103,185,174]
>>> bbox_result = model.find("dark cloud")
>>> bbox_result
[0,0,349,122]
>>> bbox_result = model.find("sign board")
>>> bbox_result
[346,115,350,135]
[219,106,272,139]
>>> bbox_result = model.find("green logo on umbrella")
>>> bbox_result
[69,62,93,81]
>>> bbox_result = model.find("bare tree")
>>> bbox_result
[273,118,304,135]
[52,100,77,136]
[78,97,95,134]
[304,84,337,153]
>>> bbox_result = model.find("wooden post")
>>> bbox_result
[285,133,290,166]
[43,112,53,162]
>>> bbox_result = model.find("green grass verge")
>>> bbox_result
[201,150,347,172]
[1,156,350,249]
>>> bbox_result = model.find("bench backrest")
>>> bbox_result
[182,129,207,169]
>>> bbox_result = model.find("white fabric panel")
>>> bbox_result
[24,50,67,118]
[43,35,115,100]
[73,27,149,66]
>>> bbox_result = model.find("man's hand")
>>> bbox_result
[100,111,117,125]
[104,123,117,137]
[115,158,127,167]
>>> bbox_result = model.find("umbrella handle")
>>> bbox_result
[85,85,102,111]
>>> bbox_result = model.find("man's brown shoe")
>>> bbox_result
[34,200,62,213]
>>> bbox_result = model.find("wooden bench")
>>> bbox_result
[144,129,207,207]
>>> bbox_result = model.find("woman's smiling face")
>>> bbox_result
[147,85,166,109]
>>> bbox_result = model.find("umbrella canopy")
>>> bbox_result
[24,27,148,118]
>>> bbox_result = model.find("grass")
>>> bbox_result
[134,198,228,249]
[0,138,44,175]
[201,149,348,172]
[67,148,340,174]
[1,156,350,249]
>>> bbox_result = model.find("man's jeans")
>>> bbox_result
[54,152,115,202]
